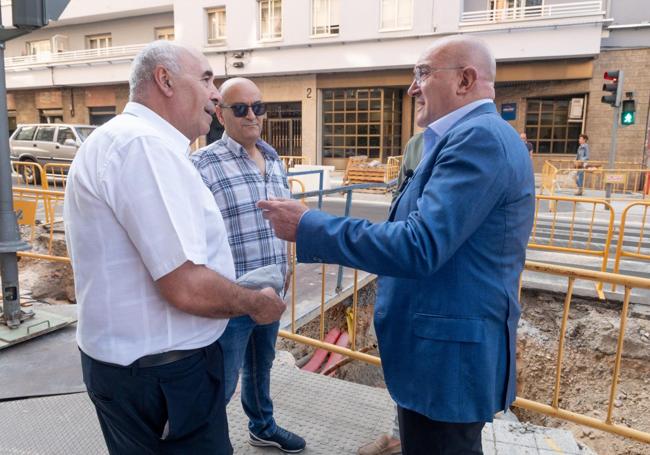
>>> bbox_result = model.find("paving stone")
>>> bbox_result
[496,441,540,455]
[535,427,581,454]
[493,420,538,448]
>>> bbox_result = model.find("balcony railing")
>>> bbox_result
[5,44,148,69]
[460,1,604,26]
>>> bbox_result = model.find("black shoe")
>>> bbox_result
[249,427,306,453]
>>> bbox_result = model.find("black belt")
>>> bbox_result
[135,348,203,368]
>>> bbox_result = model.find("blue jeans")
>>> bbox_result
[576,169,585,189]
[219,315,279,438]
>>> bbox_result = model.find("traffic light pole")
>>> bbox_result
[0,13,31,328]
[605,71,623,200]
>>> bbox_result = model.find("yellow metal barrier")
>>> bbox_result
[612,201,650,291]
[540,161,558,197]
[549,167,648,200]
[11,160,45,187]
[43,162,71,191]
[280,155,311,170]
[545,159,644,171]
[11,187,70,263]
[287,178,307,207]
[385,156,401,182]
[530,195,614,298]
[279,260,650,444]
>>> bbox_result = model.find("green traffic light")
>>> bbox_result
[621,111,635,125]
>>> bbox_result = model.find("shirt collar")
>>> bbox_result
[123,102,190,156]
[427,98,493,138]
[222,131,279,160]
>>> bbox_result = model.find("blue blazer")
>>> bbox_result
[296,103,535,423]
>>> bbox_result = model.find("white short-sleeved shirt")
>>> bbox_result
[64,102,235,366]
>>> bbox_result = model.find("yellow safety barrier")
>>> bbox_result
[385,156,401,182]
[11,160,45,188]
[43,163,71,191]
[287,178,307,207]
[545,159,644,171]
[12,187,70,263]
[279,259,650,444]
[612,201,650,292]
[530,195,614,298]
[540,161,558,197]
[280,155,311,170]
[544,165,649,201]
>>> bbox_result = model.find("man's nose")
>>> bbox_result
[407,79,419,98]
[210,86,222,107]
[245,106,257,120]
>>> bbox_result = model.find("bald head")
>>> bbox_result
[408,36,496,127]
[219,77,261,104]
[425,36,496,87]
[216,77,265,149]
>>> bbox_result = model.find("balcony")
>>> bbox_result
[460,1,604,26]
[4,44,148,71]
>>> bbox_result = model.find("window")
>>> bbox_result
[312,0,339,36]
[89,106,116,126]
[261,102,302,156]
[39,109,63,124]
[15,126,37,141]
[35,126,56,142]
[155,26,175,41]
[525,96,585,155]
[380,0,412,30]
[86,34,112,50]
[259,0,282,40]
[322,88,403,160]
[207,8,227,44]
[57,127,76,145]
[26,39,51,55]
[8,111,17,136]
[488,0,543,20]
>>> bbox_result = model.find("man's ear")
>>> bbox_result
[215,106,226,126]
[457,66,478,95]
[153,65,174,97]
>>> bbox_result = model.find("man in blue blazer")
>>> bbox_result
[259,36,534,454]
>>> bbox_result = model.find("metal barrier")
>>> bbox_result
[385,156,401,182]
[11,187,70,263]
[42,163,71,191]
[612,201,650,291]
[279,260,650,444]
[11,160,45,187]
[540,160,648,201]
[530,195,615,298]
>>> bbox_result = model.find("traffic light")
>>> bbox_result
[601,70,623,107]
[621,99,636,126]
[12,0,70,30]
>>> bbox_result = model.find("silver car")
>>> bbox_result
[10,123,96,183]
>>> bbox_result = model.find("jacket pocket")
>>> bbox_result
[413,314,485,343]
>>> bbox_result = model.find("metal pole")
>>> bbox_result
[605,71,623,200]
[0,18,31,328]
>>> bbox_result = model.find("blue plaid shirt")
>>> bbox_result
[191,133,290,279]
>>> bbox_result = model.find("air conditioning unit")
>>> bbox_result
[51,34,69,53]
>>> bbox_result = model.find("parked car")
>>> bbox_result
[10,123,96,184]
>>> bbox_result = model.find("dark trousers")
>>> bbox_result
[397,406,485,455]
[80,341,232,455]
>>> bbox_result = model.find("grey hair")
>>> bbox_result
[129,40,186,101]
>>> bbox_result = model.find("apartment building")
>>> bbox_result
[3,0,648,169]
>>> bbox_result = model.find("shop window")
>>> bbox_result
[525,96,586,155]
[322,88,402,161]
[89,106,116,126]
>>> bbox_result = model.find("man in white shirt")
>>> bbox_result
[64,41,285,455]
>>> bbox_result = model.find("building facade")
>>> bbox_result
[3,0,648,169]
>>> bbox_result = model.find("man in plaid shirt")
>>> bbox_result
[191,77,305,453]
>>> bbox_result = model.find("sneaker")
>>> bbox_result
[249,427,306,453]
[357,434,401,455]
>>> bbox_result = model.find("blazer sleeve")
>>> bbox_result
[296,122,510,279]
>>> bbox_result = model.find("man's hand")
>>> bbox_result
[248,287,287,325]
[257,199,308,242]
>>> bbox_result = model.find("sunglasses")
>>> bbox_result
[220,102,267,117]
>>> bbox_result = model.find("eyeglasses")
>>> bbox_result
[413,65,464,85]
[220,102,267,117]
